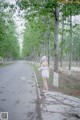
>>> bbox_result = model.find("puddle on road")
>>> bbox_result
[0,98,6,102]
[0,91,3,94]
[12,91,15,94]
[15,100,20,104]
[0,107,4,112]
[1,86,5,89]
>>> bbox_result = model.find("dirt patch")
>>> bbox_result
[37,68,80,98]
[32,64,80,97]
[50,70,80,97]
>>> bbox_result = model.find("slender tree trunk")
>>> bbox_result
[42,17,47,55]
[68,14,72,75]
[53,5,59,87]
[42,36,46,55]
[60,19,64,67]
[41,33,46,56]
[47,15,50,66]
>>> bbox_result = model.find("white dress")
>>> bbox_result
[39,66,49,78]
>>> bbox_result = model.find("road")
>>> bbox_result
[0,61,41,120]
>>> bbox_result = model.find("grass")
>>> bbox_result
[31,63,80,98]
[0,62,15,67]
[0,64,9,67]
[31,64,43,88]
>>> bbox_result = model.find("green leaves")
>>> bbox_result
[0,2,20,59]
[61,4,80,18]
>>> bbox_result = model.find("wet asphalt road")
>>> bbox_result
[0,61,39,120]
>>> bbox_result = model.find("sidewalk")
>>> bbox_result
[32,62,80,120]
[40,91,80,120]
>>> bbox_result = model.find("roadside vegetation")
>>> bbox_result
[18,0,80,88]
[0,1,20,64]
[31,63,80,98]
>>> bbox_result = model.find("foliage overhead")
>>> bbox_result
[0,1,20,60]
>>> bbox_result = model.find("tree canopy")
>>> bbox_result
[0,1,20,60]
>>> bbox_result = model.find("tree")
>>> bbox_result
[61,3,80,73]
[17,0,60,87]
[17,0,80,87]
[0,1,20,60]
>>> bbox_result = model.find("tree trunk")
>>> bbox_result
[53,5,59,88]
[68,14,72,75]
[42,17,47,55]
[47,15,50,66]
[60,19,64,67]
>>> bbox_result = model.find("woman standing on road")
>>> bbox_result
[38,56,49,92]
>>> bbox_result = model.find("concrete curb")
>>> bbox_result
[33,71,41,99]
[27,61,41,99]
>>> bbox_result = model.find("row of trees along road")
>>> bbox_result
[17,0,80,87]
[0,1,20,63]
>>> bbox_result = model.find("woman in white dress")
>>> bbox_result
[38,56,49,92]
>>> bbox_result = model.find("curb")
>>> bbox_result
[27,61,42,99]
[33,70,42,99]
